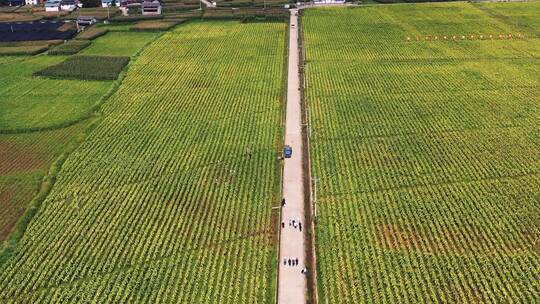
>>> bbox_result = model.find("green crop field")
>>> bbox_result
[0,20,286,303]
[0,124,85,242]
[303,2,540,303]
[0,31,159,258]
[36,55,131,80]
[80,31,160,57]
[0,56,111,131]
[0,31,160,131]
[48,40,92,56]
[2,1,539,303]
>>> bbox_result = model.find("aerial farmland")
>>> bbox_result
[0,0,538,303]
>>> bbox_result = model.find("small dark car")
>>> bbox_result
[283,145,293,158]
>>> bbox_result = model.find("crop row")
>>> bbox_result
[0,21,286,303]
[316,175,540,303]
[304,4,540,303]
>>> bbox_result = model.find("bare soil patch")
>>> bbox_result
[0,142,46,175]
[375,223,534,255]
[0,184,35,241]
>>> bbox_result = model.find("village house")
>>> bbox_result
[24,0,43,5]
[9,0,25,6]
[141,0,161,15]
[101,0,120,7]
[60,0,77,11]
[76,16,97,27]
[45,0,61,11]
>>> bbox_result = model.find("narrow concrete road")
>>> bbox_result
[278,8,307,304]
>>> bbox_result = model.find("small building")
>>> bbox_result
[76,16,97,27]
[119,0,134,7]
[101,0,120,7]
[9,0,25,6]
[45,0,61,11]
[141,0,160,15]
[60,0,77,11]
[25,0,42,5]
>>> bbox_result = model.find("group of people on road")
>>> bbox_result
[281,218,302,232]
[281,197,308,276]
[283,257,299,266]
[283,257,308,275]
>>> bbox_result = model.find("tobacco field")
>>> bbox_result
[0,20,285,303]
[302,3,540,303]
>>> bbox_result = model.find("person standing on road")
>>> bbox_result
[299,222,302,231]
[281,198,286,207]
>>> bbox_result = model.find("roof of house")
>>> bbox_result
[45,1,61,6]
[142,1,160,7]
[77,16,96,20]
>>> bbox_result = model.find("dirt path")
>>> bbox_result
[277,8,307,304]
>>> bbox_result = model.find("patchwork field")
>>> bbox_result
[1,2,539,302]
[0,31,160,259]
[0,124,84,243]
[0,20,285,303]
[0,56,111,131]
[303,2,540,303]
[0,55,111,247]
